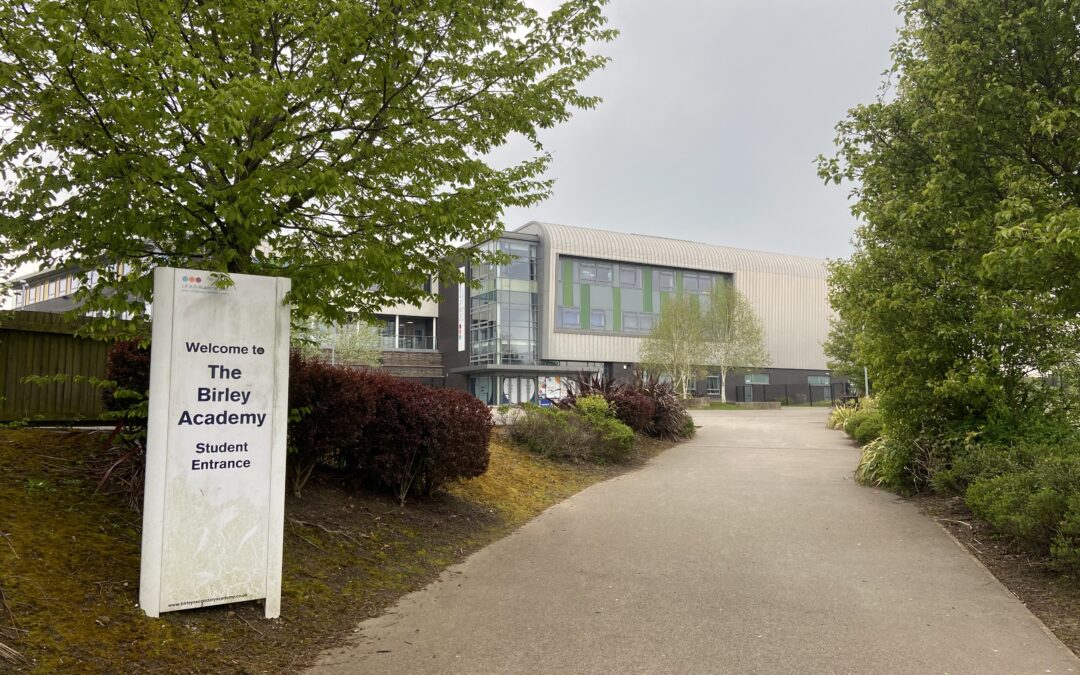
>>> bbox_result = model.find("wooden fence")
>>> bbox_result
[0,311,112,423]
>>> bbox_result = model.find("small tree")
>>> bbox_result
[639,295,707,398]
[701,284,769,403]
[294,320,382,367]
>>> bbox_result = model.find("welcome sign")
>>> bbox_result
[140,268,290,618]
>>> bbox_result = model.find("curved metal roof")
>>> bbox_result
[516,222,827,279]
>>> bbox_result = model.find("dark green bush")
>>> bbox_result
[852,415,883,446]
[961,442,1080,572]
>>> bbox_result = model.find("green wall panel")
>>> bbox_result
[562,258,574,307]
[613,287,622,331]
[642,267,653,313]
[580,284,591,327]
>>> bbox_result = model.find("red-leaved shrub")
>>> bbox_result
[288,352,378,495]
[290,353,491,500]
[103,339,151,418]
[355,376,491,501]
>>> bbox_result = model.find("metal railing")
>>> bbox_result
[379,335,437,351]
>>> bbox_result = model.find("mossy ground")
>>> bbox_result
[0,428,671,673]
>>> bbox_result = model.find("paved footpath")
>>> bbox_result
[308,408,1080,675]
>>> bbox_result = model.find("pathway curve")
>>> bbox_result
[308,408,1079,674]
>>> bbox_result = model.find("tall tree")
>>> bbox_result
[0,0,614,330]
[700,284,768,403]
[638,294,707,399]
[819,0,1080,474]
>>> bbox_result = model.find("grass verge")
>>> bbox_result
[0,428,670,673]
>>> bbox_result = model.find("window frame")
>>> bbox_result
[560,306,581,328]
[706,375,722,395]
[618,267,640,288]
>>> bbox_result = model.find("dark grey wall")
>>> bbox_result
[437,268,470,390]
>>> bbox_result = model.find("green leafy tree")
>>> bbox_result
[639,294,707,399]
[700,284,768,403]
[819,0,1080,485]
[0,0,615,330]
[822,316,867,394]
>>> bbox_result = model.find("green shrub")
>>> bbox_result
[564,372,691,440]
[852,415,884,445]
[853,435,931,494]
[680,414,697,439]
[963,444,1080,572]
[826,404,857,430]
[509,398,635,464]
[854,438,887,486]
[1051,494,1080,572]
[841,401,883,441]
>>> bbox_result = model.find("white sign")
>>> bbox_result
[140,268,290,618]
[457,266,466,352]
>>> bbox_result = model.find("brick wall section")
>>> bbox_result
[379,350,444,380]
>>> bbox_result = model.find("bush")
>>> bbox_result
[958,441,1080,572]
[509,405,595,462]
[573,395,636,462]
[563,372,691,439]
[852,415,884,446]
[102,339,151,422]
[98,340,153,510]
[609,389,656,434]
[361,379,492,500]
[842,405,883,444]
[288,353,377,496]
[852,435,936,494]
[634,373,695,440]
[509,397,635,464]
[826,403,857,430]
[93,346,492,503]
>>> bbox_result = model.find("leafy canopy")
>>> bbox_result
[819,0,1080,451]
[700,284,768,402]
[638,294,707,399]
[0,0,615,329]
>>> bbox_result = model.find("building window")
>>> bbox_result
[622,312,654,333]
[618,267,640,288]
[745,373,769,385]
[808,375,831,386]
[683,273,713,294]
[658,270,675,292]
[560,307,580,328]
[590,309,606,329]
[578,262,612,285]
[706,375,722,394]
[470,238,539,366]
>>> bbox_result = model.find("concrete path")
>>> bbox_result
[308,408,1079,675]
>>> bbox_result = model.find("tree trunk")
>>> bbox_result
[720,369,727,403]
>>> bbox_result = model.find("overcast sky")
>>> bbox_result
[493,0,903,261]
